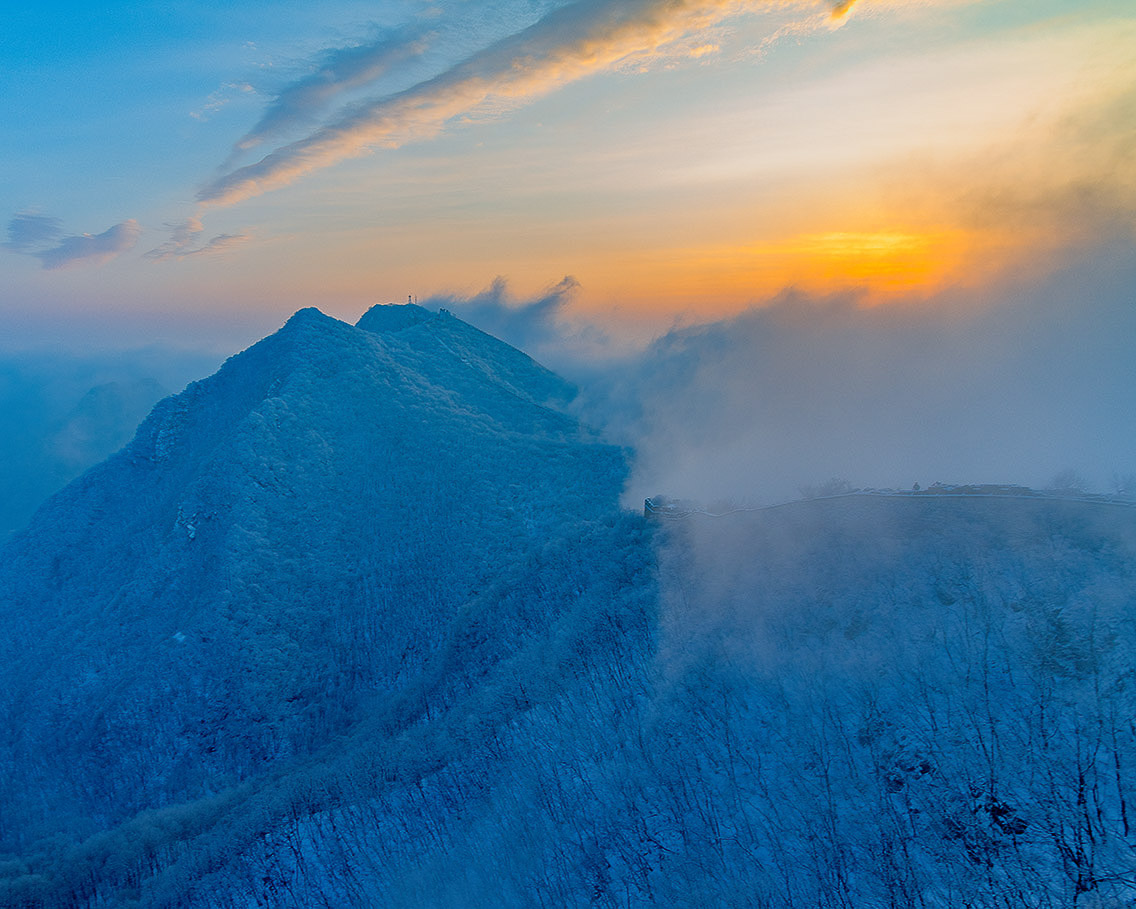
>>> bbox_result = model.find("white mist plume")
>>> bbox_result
[567,242,1136,506]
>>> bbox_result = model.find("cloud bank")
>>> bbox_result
[572,238,1136,507]
[198,0,850,208]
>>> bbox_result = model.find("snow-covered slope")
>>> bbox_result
[2,308,1134,908]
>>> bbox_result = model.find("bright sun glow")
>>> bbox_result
[768,229,972,296]
[585,226,978,317]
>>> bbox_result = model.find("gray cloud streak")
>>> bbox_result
[35,221,142,270]
[233,25,434,155]
[3,213,64,252]
[144,217,251,261]
[3,215,141,270]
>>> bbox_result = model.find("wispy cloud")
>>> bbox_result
[232,24,434,154]
[3,214,141,269]
[144,217,252,261]
[177,233,251,258]
[190,82,256,122]
[198,0,851,208]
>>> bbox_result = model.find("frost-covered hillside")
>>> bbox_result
[1,307,1134,908]
[0,306,630,884]
[649,495,1136,907]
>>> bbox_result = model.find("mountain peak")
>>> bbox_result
[356,302,434,334]
[283,305,334,327]
[355,302,577,410]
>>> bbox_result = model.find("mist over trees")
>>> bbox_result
[1,306,1134,907]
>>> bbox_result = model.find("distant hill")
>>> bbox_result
[1,309,1133,908]
[0,369,171,539]
[48,377,169,473]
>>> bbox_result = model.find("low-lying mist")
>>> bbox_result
[617,264,1135,504]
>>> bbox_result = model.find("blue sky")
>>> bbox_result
[2,0,1134,352]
